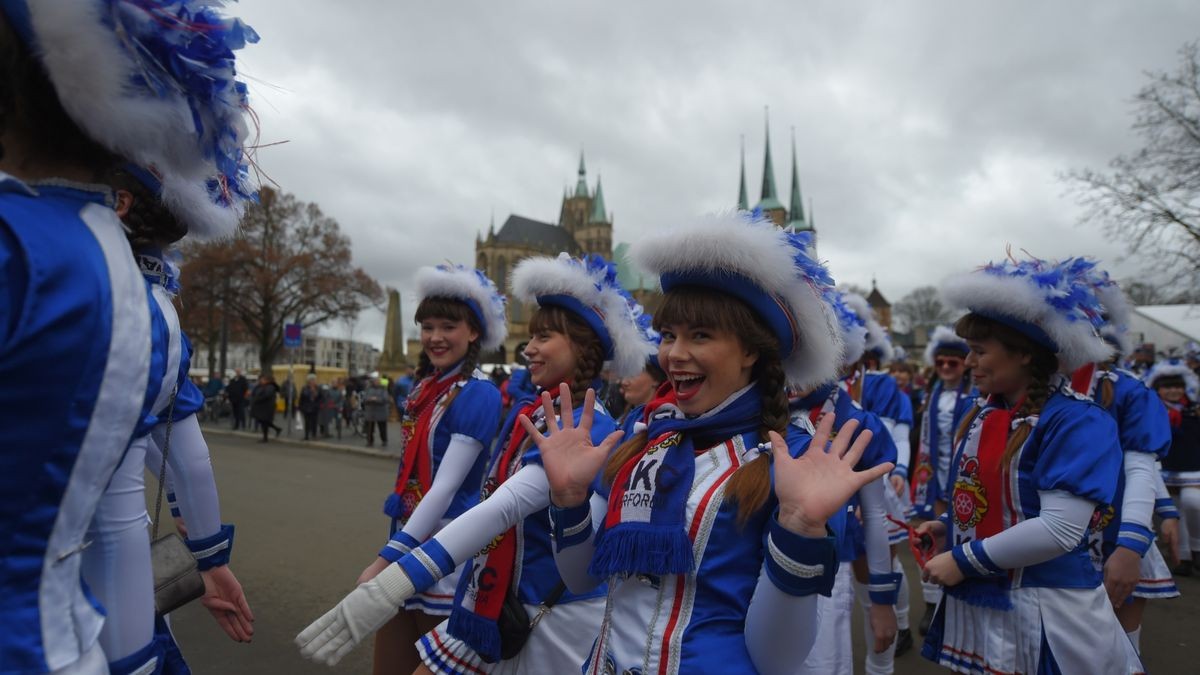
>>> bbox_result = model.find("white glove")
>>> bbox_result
[295,564,415,665]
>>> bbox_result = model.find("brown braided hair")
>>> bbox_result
[1095,362,1116,409]
[527,305,606,403]
[106,164,187,249]
[953,313,1058,465]
[413,296,485,407]
[601,286,786,526]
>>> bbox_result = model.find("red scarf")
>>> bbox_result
[1070,363,1096,397]
[946,395,1024,610]
[1167,398,1188,428]
[473,400,540,621]
[951,399,1020,540]
[384,372,459,521]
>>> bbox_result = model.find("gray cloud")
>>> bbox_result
[229,0,1200,348]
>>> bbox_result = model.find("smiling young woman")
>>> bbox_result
[533,214,894,675]
[356,265,507,675]
[917,256,1143,674]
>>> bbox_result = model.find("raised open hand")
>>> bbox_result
[772,412,895,537]
[521,383,624,508]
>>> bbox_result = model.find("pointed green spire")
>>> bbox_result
[589,175,608,223]
[574,149,589,198]
[737,135,748,210]
[786,128,809,231]
[756,107,784,212]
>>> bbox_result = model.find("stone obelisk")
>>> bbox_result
[377,287,407,373]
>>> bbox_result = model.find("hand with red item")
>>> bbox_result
[200,565,255,643]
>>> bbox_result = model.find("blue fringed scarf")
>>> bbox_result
[589,384,763,578]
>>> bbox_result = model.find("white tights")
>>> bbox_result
[1177,486,1200,555]
[80,439,155,662]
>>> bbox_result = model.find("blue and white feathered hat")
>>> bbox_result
[1079,265,1134,358]
[415,264,508,352]
[841,291,894,363]
[825,289,868,367]
[632,304,662,367]
[632,212,844,390]
[0,0,259,240]
[1145,358,1200,400]
[923,325,970,366]
[941,255,1112,372]
[511,253,652,379]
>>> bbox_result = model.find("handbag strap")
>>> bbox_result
[152,385,180,541]
[528,581,568,629]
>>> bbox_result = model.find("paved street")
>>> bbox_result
[169,431,1200,674]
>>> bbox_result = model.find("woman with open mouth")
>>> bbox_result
[533,213,894,675]
[354,264,507,675]
[298,253,653,673]
[918,255,1144,674]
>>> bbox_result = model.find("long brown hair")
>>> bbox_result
[527,305,606,403]
[106,164,186,249]
[413,297,485,407]
[602,286,788,525]
[952,313,1057,466]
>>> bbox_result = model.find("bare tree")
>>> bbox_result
[181,188,383,369]
[894,285,952,333]
[1068,41,1200,286]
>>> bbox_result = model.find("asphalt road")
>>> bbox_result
[167,432,1200,674]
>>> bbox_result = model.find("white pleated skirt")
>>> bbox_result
[928,585,1143,674]
[417,597,604,674]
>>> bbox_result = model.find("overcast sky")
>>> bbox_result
[231,0,1200,348]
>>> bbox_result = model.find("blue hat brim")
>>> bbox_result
[660,270,799,360]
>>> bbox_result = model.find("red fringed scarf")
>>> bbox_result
[447,398,542,661]
[947,395,1025,609]
[383,372,460,521]
[1070,363,1096,397]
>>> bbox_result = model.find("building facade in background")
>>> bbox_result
[474,153,614,361]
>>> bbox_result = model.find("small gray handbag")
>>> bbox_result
[150,387,206,615]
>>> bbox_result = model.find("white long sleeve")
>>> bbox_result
[745,572,820,675]
[891,422,911,474]
[147,414,221,540]
[979,490,1096,569]
[1155,466,1171,502]
[396,434,484,543]
[1120,451,1158,536]
[423,464,551,566]
[549,493,608,594]
[859,477,892,578]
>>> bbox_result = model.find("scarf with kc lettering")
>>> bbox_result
[446,396,543,662]
[589,383,763,578]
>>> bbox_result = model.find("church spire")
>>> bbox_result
[785,127,809,231]
[574,149,589,198]
[589,175,608,223]
[737,135,748,211]
[760,108,778,203]
[754,107,785,219]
